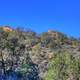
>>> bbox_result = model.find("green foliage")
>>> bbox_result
[19,64,29,74]
[44,52,80,80]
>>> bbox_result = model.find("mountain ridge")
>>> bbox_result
[0,26,80,80]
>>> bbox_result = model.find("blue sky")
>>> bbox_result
[0,0,80,37]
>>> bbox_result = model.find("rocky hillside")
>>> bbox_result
[0,26,80,80]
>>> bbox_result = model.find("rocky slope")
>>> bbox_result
[0,26,80,80]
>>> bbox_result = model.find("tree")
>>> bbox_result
[44,51,80,80]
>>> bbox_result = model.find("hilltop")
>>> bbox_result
[0,26,80,80]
